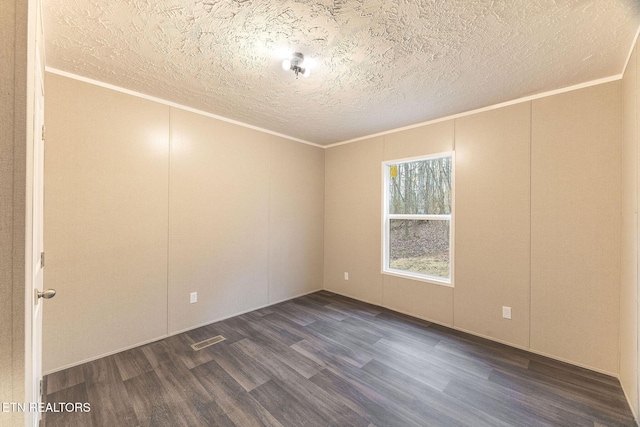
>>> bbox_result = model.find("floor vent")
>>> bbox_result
[191,335,226,351]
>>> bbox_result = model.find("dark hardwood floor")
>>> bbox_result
[43,291,636,427]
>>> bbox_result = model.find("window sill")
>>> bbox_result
[382,269,454,288]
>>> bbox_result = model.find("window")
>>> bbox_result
[382,153,454,286]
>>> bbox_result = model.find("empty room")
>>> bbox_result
[5,0,640,426]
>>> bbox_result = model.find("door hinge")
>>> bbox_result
[39,379,44,400]
[40,252,45,268]
[41,124,46,141]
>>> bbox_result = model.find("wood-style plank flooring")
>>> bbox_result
[43,291,636,426]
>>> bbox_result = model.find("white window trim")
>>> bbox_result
[381,152,455,288]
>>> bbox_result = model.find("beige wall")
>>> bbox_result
[620,38,639,419]
[324,81,623,374]
[455,103,531,348]
[43,74,171,372]
[169,111,324,333]
[169,110,269,333]
[0,0,19,422]
[324,137,384,305]
[1,1,23,425]
[1,0,38,425]
[268,137,325,303]
[530,83,622,373]
[43,73,325,372]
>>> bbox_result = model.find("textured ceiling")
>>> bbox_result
[44,0,640,145]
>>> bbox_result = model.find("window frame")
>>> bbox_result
[381,152,455,287]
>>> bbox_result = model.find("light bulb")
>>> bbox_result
[275,46,292,59]
[282,59,291,70]
[303,57,317,69]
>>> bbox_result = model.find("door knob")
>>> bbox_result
[36,289,56,300]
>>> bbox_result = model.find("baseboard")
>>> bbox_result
[322,287,383,308]
[169,288,322,336]
[620,380,640,425]
[325,288,619,378]
[47,285,619,379]
[43,335,170,376]
[43,287,322,376]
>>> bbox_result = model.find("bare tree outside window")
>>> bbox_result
[389,157,452,215]
[384,155,453,283]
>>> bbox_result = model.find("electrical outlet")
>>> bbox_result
[344,272,349,281]
[190,292,197,304]
[502,306,511,320]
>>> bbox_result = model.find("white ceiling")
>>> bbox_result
[44,0,640,146]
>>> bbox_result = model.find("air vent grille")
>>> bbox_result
[191,335,226,351]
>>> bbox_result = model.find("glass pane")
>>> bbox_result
[389,219,450,279]
[388,156,452,215]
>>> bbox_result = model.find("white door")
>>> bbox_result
[27,44,52,427]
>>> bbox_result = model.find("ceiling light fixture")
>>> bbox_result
[282,52,311,78]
